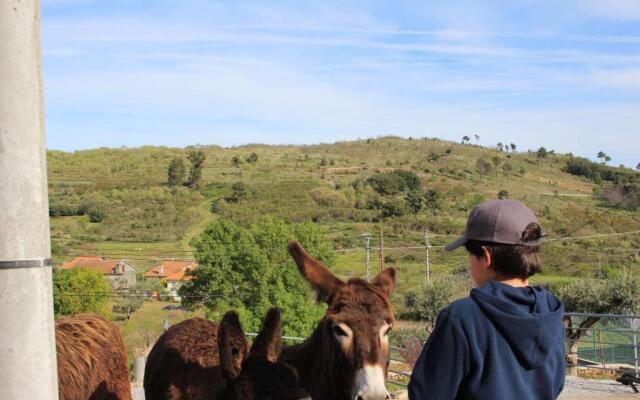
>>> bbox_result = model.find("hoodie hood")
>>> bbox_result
[470,281,564,369]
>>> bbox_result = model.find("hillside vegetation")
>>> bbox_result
[48,137,640,293]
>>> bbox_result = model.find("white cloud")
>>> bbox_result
[580,0,640,20]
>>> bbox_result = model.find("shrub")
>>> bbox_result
[405,190,423,214]
[424,189,443,215]
[401,276,471,326]
[603,184,640,210]
[309,187,350,208]
[564,156,638,184]
[87,207,106,223]
[380,199,407,219]
[53,268,112,317]
[465,193,486,211]
[181,217,334,337]
[246,152,259,165]
[367,171,420,195]
[226,182,247,203]
[167,158,186,187]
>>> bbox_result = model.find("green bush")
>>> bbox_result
[563,156,637,184]
[401,276,470,326]
[180,216,335,337]
[552,273,640,314]
[53,268,112,317]
[380,199,407,219]
[87,207,105,223]
[367,170,420,195]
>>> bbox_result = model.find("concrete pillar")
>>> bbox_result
[134,356,146,384]
[0,1,59,400]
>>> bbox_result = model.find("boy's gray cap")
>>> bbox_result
[445,199,542,251]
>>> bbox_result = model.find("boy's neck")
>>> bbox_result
[496,277,529,287]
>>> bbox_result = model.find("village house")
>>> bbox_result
[143,260,197,301]
[60,256,137,290]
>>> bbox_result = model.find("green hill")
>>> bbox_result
[47,137,640,294]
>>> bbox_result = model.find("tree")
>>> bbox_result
[491,156,501,178]
[553,273,640,375]
[180,217,334,337]
[405,190,423,214]
[462,136,470,144]
[187,149,206,188]
[536,147,548,158]
[604,155,611,164]
[246,152,259,165]
[636,162,640,172]
[597,151,606,163]
[226,182,247,203]
[497,142,504,152]
[474,134,480,143]
[167,158,186,187]
[476,158,492,177]
[401,276,469,329]
[510,143,516,152]
[502,161,513,182]
[53,268,112,317]
[423,189,442,215]
[380,199,407,219]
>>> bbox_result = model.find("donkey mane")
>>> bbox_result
[56,313,132,400]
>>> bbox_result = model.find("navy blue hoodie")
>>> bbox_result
[408,282,565,400]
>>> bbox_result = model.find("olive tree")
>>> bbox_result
[553,273,640,375]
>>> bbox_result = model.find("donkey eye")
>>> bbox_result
[333,325,348,337]
[384,326,392,336]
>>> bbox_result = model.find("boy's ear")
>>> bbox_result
[218,311,248,382]
[481,246,493,269]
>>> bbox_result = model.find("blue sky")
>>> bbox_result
[42,1,640,167]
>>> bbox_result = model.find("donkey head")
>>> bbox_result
[289,241,396,400]
[218,308,310,400]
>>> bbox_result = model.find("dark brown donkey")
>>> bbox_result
[144,308,309,400]
[283,241,396,400]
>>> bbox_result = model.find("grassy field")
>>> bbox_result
[49,138,640,326]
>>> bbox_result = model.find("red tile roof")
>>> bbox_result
[144,260,197,281]
[60,256,131,275]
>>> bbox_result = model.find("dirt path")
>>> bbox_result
[133,376,639,399]
[559,376,637,399]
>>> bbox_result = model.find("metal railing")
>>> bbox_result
[564,312,639,377]
[244,333,413,388]
[246,312,640,391]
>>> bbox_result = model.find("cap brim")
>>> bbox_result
[444,235,468,251]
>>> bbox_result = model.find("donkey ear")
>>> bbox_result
[288,241,344,303]
[372,267,396,297]
[249,308,282,363]
[218,311,248,382]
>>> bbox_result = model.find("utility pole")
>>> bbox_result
[361,233,372,282]
[0,2,59,399]
[379,226,384,271]
[424,230,430,286]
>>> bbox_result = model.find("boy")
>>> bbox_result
[408,199,565,399]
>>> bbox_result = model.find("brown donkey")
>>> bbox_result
[56,313,132,400]
[144,308,309,400]
[283,241,396,400]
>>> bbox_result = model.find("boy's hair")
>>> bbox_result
[464,222,542,280]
